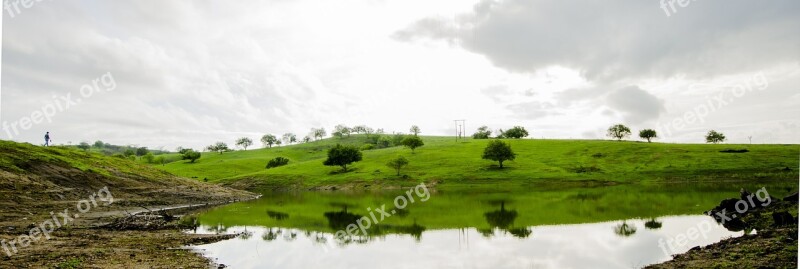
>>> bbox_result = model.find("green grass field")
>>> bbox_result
[155,135,799,190]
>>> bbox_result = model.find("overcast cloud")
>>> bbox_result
[1,0,798,150]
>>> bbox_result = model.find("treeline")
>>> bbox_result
[72,140,173,163]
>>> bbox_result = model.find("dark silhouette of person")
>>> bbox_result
[44,132,51,146]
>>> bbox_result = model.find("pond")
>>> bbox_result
[189,181,793,268]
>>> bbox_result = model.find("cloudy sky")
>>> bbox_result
[2,0,798,150]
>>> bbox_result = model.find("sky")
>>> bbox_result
[1,0,798,151]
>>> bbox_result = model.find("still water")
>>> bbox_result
[189,182,791,269]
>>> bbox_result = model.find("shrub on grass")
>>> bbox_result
[266,157,290,169]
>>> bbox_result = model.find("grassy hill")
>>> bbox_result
[156,135,798,191]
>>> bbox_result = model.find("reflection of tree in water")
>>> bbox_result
[267,210,289,221]
[614,221,637,237]
[240,226,254,240]
[482,200,532,239]
[283,229,298,241]
[394,220,425,241]
[323,205,427,244]
[206,223,229,235]
[323,206,363,231]
[262,227,282,241]
[644,218,662,230]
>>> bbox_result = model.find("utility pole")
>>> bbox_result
[454,120,466,141]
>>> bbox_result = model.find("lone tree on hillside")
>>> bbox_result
[206,142,229,154]
[77,142,91,151]
[386,156,409,176]
[93,140,105,148]
[136,147,149,156]
[482,140,516,168]
[639,129,657,143]
[261,134,278,148]
[282,133,297,145]
[310,128,327,140]
[503,126,529,139]
[705,130,726,144]
[410,125,421,136]
[473,126,492,139]
[303,136,312,143]
[182,149,201,163]
[607,124,631,141]
[323,144,363,172]
[236,137,254,150]
[401,136,424,153]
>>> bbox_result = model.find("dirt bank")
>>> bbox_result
[0,142,257,268]
[647,191,798,268]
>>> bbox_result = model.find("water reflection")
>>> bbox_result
[192,216,742,269]
[190,182,794,268]
[481,200,532,238]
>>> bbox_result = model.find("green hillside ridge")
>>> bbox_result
[156,135,799,190]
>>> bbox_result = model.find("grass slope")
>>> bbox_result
[156,135,798,190]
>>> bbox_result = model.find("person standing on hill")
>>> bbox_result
[44,132,51,146]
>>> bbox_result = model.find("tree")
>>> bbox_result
[706,130,726,144]
[261,134,278,148]
[136,147,149,157]
[363,127,375,137]
[303,136,312,143]
[472,126,492,139]
[93,140,105,148]
[77,142,91,151]
[482,140,516,168]
[639,129,657,143]
[333,124,351,138]
[503,126,529,139]
[386,156,409,176]
[282,133,296,145]
[352,125,368,134]
[311,128,327,140]
[276,140,283,147]
[182,150,201,163]
[607,124,631,141]
[177,147,191,154]
[236,137,253,150]
[323,144,362,172]
[206,142,229,154]
[401,136,424,153]
[123,148,135,157]
[410,125,421,136]
[496,129,505,139]
[142,152,155,163]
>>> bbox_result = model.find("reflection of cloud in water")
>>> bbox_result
[190,215,742,269]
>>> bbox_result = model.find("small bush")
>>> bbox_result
[266,157,290,169]
[57,258,82,269]
[720,149,749,153]
[360,144,376,151]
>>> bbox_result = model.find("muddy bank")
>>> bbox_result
[647,191,798,268]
